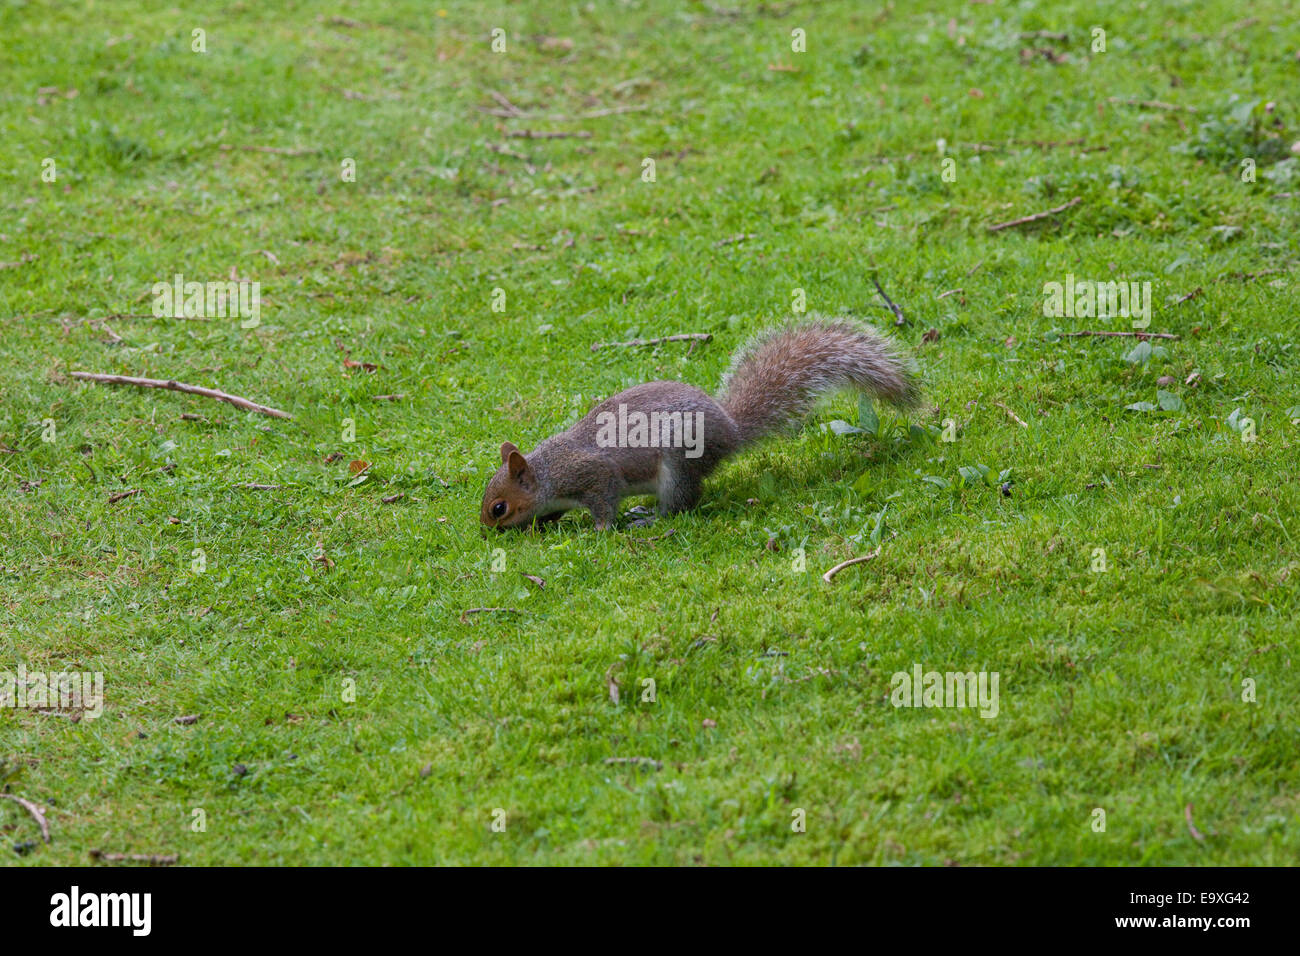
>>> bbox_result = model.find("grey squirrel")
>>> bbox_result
[480,317,920,530]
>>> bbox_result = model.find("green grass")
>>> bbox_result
[1,0,1297,865]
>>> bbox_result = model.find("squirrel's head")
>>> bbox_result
[480,441,539,530]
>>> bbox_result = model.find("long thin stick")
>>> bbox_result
[871,275,906,326]
[591,333,712,352]
[1109,97,1196,112]
[487,90,525,116]
[994,402,1029,428]
[987,196,1082,232]
[70,372,293,419]
[89,849,179,865]
[1058,330,1180,340]
[506,130,593,140]
[478,104,648,121]
[0,793,50,842]
[218,144,319,156]
[459,607,520,624]
[822,548,881,584]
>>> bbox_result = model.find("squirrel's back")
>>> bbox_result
[717,317,920,444]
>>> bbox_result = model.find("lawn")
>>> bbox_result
[1,0,1297,865]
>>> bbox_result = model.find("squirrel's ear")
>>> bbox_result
[500,441,519,464]
[506,450,529,481]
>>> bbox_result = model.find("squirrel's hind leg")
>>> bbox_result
[656,457,703,515]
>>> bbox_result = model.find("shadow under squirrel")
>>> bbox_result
[480,317,920,530]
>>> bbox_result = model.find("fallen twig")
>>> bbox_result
[1058,330,1180,340]
[218,144,319,155]
[1109,97,1196,112]
[987,196,1082,232]
[381,492,405,504]
[236,483,281,491]
[371,393,406,402]
[591,333,712,352]
[1184,803,1206,843]
[506,129,593,140]
[1176,287,1203,304]
[70,372,292,419]
[89,849,179,866]
[487,90,525,116]
[714,233,755,246]
[0,793,51,842]
[822,548,881,584]
[478,105,648,121]
[936,288,963,300]
[1215,267,1290,282]
[459,607,520,624]
[871,275,907,326]
[964,138,1105,153]
[994,402,1030,429]
[107,488,142,504]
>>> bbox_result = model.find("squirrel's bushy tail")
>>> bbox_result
[717,318,920,444]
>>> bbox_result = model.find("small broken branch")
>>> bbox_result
[1109,97,1196,113]
[1215,267,1290,282]
[459,607,520,624]
[505,129,593,140]
[994,402,1030,428]
[487,90,525,116]
[70,372,292,419]
[871,275,907,326]
[479,105,647,121]
[89,849,179,866]
[218,144,320,155]
[1058,330,1180,340]
[0,793,51,842]
[591,333,712,352]
[822,548,881,584]
[987,196,1082,232]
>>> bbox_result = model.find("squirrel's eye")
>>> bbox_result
[491,500,508,519]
